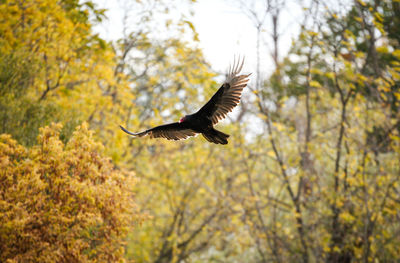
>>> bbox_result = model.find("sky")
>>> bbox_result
[92,0,304,77]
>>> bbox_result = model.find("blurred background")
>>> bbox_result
[0,0,399,262]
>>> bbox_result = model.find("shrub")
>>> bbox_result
[0,123,139,262]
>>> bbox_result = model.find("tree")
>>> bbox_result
[2,0,399,262]
[237,0,400,262]
[0,123,140,262]
[0,0,116,146]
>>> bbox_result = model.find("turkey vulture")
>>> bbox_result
[120,57,251,145]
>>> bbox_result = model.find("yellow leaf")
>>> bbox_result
[310,80,322,88]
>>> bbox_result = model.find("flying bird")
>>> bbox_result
[120,57,251,145]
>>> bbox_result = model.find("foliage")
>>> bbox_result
[1,0,400,262]
[0,123,139,262]
[0,0,126,146]
[238,0,400,262]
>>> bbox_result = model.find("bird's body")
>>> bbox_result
[183,111,229,144]
[120,57,251,145]
[181,113,212,133]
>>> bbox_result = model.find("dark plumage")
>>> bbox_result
[120,57,251,145]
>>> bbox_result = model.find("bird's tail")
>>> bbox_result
[202,128,230,145]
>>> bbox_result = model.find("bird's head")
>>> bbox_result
[179,116,186,123]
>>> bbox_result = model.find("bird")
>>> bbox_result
[120,57,251,145]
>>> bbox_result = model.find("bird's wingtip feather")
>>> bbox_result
[226,55,248,83]
[120,125,141,136]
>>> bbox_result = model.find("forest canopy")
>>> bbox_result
[0,0,399,262]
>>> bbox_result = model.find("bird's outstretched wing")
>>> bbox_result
[197,56,251,125]
[120,123,196,141]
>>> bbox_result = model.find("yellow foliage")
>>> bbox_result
[309,80,322,88]
[0,123,140,262]
[1,0,400,262]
